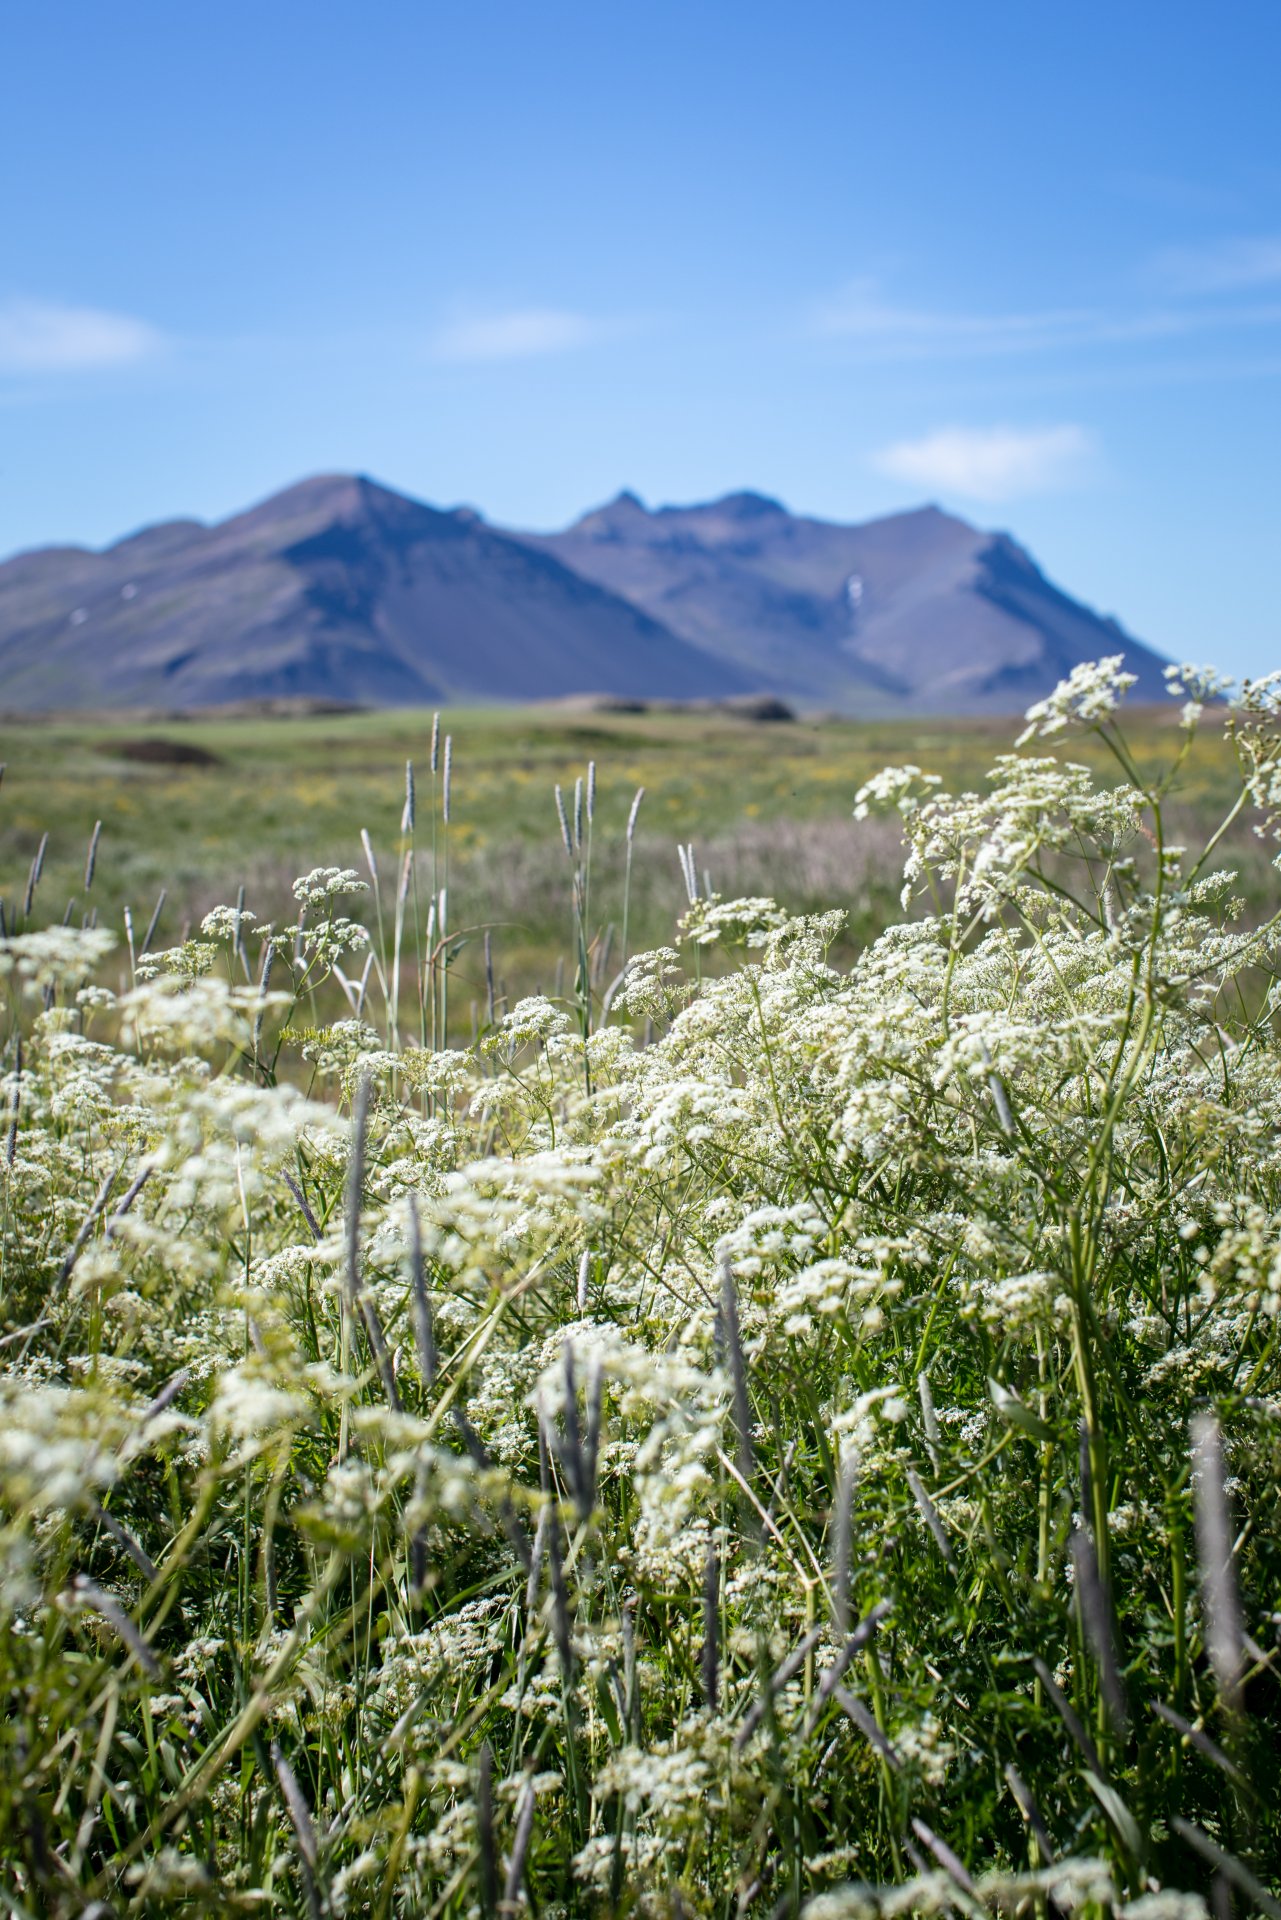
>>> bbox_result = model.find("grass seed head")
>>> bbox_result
[84,819,102,892]
[1191,1412,1244,1715]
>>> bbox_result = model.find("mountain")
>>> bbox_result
[0,474,1169,714]
[524,490,1170,714]
[0,475,747,711]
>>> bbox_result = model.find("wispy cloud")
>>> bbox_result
[1147,234,1281,296]
[811,274,1281,360]
[813,279,1093,355]
[0,298,164,373]
[872,424,1096,502]
[430,307,615,363]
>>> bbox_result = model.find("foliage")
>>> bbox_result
[1,696,1271,1007]
[1,662,1280,1916]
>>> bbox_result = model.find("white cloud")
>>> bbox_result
[430,307,607,363]
[1148,235,1281,295]
[872,424,1096,502]
[0,298,164,373]
[811,273,1281,361]
[813,278,1088,352]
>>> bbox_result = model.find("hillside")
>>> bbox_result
[0,475,745,711]
[527,489,1170,713]
[0,474,1170,714]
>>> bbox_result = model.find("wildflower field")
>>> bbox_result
[2,698,1274,1010]
[1,661,1280,1917]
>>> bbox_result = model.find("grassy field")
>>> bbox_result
[0,698,1265,1024]
[3,672,1279,1914]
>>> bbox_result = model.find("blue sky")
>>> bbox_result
[2,0,1279,674]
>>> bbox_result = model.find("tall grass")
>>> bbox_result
[1,660,1279,1918]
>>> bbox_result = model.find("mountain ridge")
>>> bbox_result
[0,474,1169,714]
[0,474,747,711]
[524,489,1168,714]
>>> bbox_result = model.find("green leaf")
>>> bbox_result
[987,1376,1055,1442]
[1083,1770,1145,1864]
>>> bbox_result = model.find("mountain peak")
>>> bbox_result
[0,473,1171,716]
[566,489,655,540]
[704,489,788,519]
[0,471,747,712]
[532,486,1169,714]
[223,473,452,540]
[246,471,368,514]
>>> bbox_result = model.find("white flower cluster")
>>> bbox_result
[1016,653,1137,741]
[291,866,369,906]
[0,665,1275,1912]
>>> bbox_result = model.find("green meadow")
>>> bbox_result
[4,674,1280,1914]
[0,700,1262,1019]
